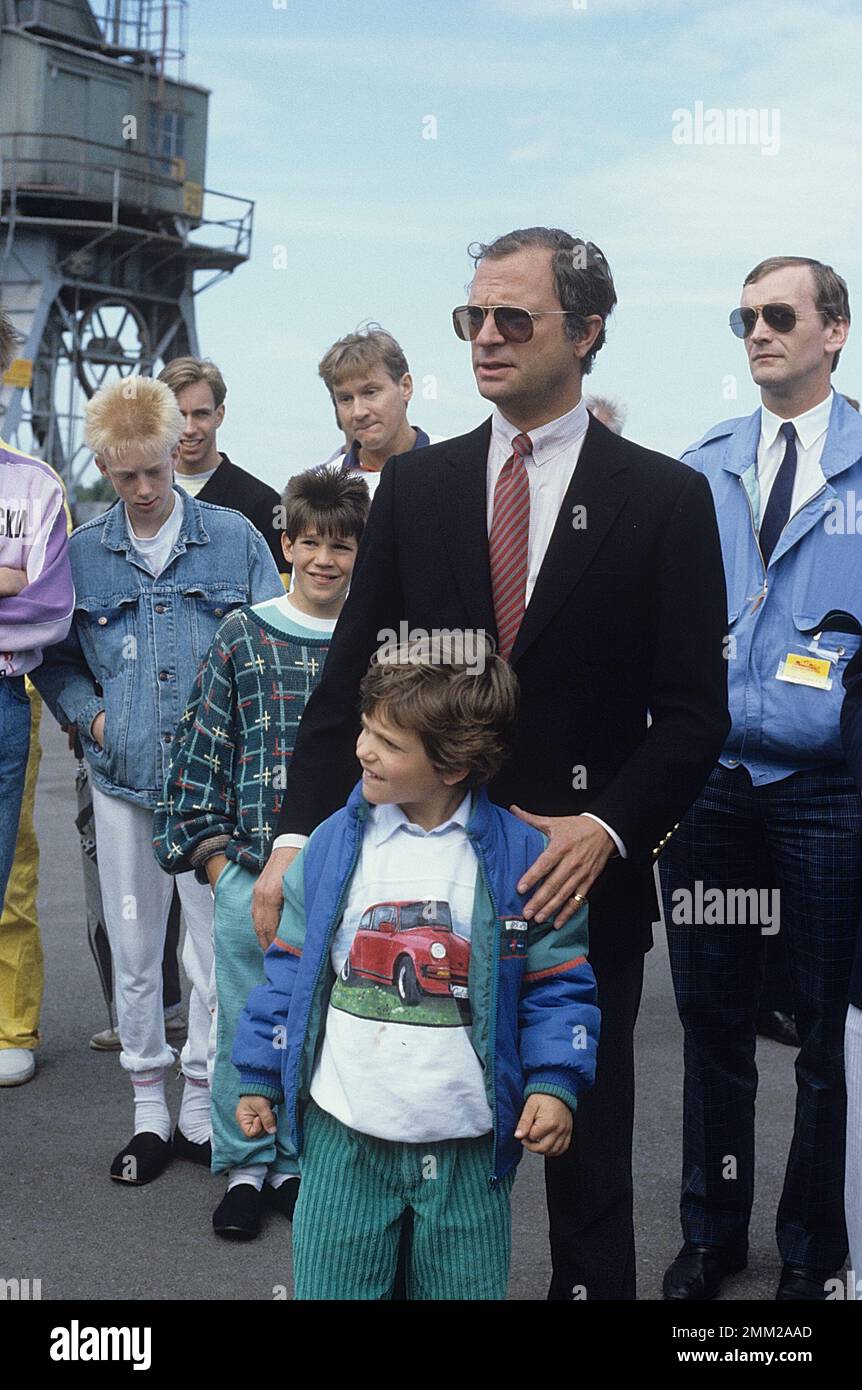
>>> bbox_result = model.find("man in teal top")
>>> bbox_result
[154,467,370,1239]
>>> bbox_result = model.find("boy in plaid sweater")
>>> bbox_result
[154,467,369,1237]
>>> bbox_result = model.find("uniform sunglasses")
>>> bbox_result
[452,304,576,344]
[729,303,813,338]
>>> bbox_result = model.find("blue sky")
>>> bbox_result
[184,0,862,488]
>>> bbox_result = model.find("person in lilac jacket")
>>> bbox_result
[0,308,74,1085]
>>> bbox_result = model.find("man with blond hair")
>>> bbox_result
[0,307,74,1087]
[157,356,287,576]
[318,325,440,497]
[35,375,282,1184]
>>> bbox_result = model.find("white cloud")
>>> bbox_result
[509,135,560,162]
[480,0,677,14]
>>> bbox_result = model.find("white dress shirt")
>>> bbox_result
[757,390,833,522]
[487,399,589,604]
[487,401,626,858]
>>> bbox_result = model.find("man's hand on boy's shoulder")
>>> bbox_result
[514,1094,573,1157]
[510,807,614,929]
[252,845,300,949]
[236,1094,278,1137]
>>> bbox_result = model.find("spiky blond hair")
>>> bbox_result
[85,376,184,465]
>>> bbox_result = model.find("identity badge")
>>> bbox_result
[775,652,832,690]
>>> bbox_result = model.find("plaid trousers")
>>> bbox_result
[661,763,862,1270]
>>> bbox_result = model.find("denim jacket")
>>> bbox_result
[681,392,862,785]
[33,490,283,807]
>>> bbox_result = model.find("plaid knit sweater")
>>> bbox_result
[153,602,331,878]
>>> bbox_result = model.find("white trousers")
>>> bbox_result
[846,1003,862,1279]
[91,785,214,1079]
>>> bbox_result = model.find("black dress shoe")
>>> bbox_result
[263,1177,300,1222]
[110,1132,172,1185]
[663,1243,748,1300]
[776,1264,833,1300]
[213,1184,262,1241]
[173,1126,212,1168]
[757,1010,801,1048]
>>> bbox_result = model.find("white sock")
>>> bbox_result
[178,1075,211,1145]
[267,1172,299,1189]
[228,1164,266,1193]
[132,1070,171,1141]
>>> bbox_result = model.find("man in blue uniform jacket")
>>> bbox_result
[663,255,862,1302]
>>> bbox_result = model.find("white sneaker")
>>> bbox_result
[0,1048,36,1086]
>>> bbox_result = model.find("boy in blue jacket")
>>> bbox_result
[232,641,599,1299]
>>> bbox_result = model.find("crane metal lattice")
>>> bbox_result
[0,0,253,502]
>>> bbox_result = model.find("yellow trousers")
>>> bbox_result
[0,685,43,1050]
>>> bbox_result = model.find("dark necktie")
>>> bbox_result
[759,421,797,566]
[489,432,532,662]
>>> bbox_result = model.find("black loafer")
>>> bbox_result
[173,1126,212,1169]
[264,1177,301,1222]
[757,1010,801,1048]
[662,1242,748,1300]
[213,1183,262,1241]
[776,1264,834,1300]
[110,1132,172,1186]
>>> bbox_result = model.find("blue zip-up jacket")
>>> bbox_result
[233,781,600,1184]
[33,489,283,806]
[681,392,862,784]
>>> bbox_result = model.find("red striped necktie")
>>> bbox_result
[489,431,533,662]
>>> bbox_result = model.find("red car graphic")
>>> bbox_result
[340,899,469,1005]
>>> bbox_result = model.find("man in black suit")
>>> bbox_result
[253,227,730,1299]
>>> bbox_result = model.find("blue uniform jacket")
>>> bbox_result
[682,392,862,784]
[233,781,600,1184]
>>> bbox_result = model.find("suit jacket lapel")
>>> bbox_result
[509,418,631,664]
[196,454,232,506]
[438,420,496,633]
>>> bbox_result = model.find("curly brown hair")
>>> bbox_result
[359,640,519,790]
[468,227,617,375]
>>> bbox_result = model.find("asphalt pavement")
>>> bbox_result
[0,712,800,1300]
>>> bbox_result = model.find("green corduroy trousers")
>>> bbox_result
[293,1100,516,1300]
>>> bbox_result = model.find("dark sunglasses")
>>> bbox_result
[729,303,814,338]
[452,304,575,344]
